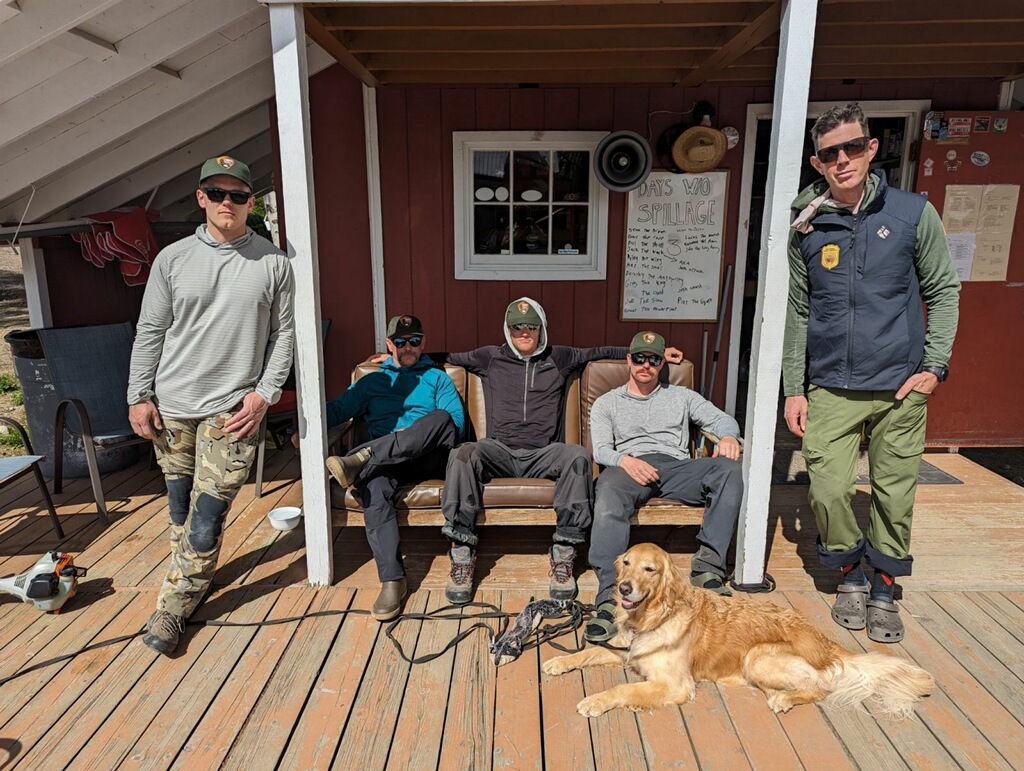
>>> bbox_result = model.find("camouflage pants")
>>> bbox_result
[153,409,257,617]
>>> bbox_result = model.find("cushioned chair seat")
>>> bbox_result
[332,476,559,511]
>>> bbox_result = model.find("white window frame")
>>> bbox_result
[453,130,610,281]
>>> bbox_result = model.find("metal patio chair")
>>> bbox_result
[0,416,64,538]
[38,322,150,525]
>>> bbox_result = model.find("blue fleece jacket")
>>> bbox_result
[325,355,465,439]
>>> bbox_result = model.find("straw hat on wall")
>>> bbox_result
[671,126,728,173]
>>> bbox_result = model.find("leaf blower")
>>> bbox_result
[0,552,87,613]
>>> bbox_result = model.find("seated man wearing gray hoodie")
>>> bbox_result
[436,298,682,605]
[585,331,742,643]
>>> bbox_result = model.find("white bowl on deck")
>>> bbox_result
[268,506,302,531]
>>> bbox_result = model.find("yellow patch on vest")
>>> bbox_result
[821,244,840,270]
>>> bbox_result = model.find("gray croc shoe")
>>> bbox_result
[866,599,905,643]
[831,582,869,630]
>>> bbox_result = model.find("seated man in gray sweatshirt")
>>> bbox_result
[128,155,294,656]
[585,331,742,643]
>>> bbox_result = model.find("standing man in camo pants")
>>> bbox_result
[128,156,294,655]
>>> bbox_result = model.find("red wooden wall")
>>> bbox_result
[39,67,1000,409]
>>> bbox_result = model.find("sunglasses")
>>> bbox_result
[815,137,871,164]
[630,352,663,367]
[510,324,540,332]
[203,187,252,205]
[391,336,423,349]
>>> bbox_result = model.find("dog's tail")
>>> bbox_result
[825,652,934,719]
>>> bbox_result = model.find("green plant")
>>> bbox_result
[0,430,23,447]
[0,373,18,393]
[11,391,23,407]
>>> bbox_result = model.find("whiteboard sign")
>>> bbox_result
[622,170,728,321]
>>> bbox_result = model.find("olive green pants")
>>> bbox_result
[802,387,929,576]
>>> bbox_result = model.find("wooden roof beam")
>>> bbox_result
[343,27,731,52]
[363,50,718,71]
[718,62,1024,81]
[0,0,123,67]
[677,0,779,86]
[0,0,256,151]
[813,22,1024,48]
[53,28,118,62]
[315,3,768,31]
[0,1,21,24]
[817,0,1024,25]
[304,8,380,86]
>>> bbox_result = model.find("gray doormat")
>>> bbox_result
[772,449,962,485]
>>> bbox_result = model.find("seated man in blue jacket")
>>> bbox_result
[315,314,464,620]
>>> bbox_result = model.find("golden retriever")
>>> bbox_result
[543,543,933,718]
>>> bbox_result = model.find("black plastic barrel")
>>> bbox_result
[5,329,139,478]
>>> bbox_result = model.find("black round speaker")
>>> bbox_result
[594,131,653,193]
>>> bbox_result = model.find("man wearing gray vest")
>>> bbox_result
[128,156,294,655]
[783,103,960,643]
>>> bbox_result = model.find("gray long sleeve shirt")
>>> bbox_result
[127,226,295,420]
[590,383,741,467]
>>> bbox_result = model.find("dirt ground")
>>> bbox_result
[0,244,28,456]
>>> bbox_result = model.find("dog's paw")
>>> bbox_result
[542,657,575,676]
[766,691,794,714]
[576,694,611,718]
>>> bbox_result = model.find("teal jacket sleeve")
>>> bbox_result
[325,379,368,429]
[433,371,466,438]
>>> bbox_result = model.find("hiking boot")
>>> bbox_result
[445,545,476,605]
[549,544,578,600]
[143,610,185,655]
[325,448,371,488]
[372,578,408,621]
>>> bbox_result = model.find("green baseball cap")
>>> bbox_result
[199,155,253,189]
[386,314,424,338]
[629,331,666,356]
[505,299,542,327]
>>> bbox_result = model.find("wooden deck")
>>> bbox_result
[1,448,1023,769]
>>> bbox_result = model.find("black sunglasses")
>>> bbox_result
[391,336,423,349]
[203,187,252,205]
[510,323,540,332]
[815,137,871,164]
[630,352,663,367]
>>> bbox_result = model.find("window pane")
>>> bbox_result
[551,206,588,255]
[475,205,510,254]
[513,151,549,202]
[474,151,510,203]
[553,151,589,203]
[512,205,549,254]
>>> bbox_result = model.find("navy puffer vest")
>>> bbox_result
[796,173,928,391]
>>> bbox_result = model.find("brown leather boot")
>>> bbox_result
[372,577,408,621]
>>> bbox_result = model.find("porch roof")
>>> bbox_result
[297,0,1024,86]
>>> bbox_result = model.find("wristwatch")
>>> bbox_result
[130,388,156,404]
[920,365,948,383]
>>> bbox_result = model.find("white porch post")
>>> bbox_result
[362,84,388,351]
[269,3,332,585]
[18,238,53,329]
[735,0,817,585]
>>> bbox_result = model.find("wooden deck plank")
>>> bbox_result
[168,587,317,768]
[330,590,428,768]
[626,667,700,770]
[10,598,160,769]
[900,593,1024,718]
[539,622,594,770]
[491,591,543,770]
[277,589,380,770]
[436,588,499,769]
[972,591,1024,644]
[114,589,286,770]
[387,591,459,771]
[0,591,142,758]
[787,591,959,770]
[933,592,1024,683]
[718,679,804,770]
[680,682,754,771]
[581,652,647,768]
[220,589,355,770]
